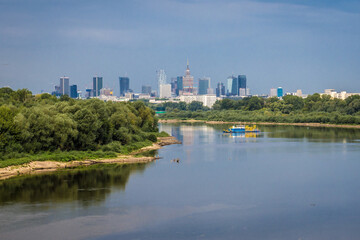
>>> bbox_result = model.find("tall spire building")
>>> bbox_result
[182,59,194,95]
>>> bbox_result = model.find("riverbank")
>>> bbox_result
[159,119,360,129]
[0,137,181,180]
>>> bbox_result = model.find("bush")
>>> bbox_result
[147,133,157,142]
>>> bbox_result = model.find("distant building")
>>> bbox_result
[226,76,238,96]
[177,76,183,95]
[239,88,246,97]
[238,75,246,91]
[277,87,283,98]
[125,92,134,99]
[157,69,167,97]
[85,88,93,98]
[216,82,225,97]
[198,77,210,95]
[270,88,277,97]
[100,88,113,96]
[322,89,360,100]
[159,84,171,98]
[93,76,103,97]
[207,88,214,94]
[70,85,77,98]
[296,89,303,97]
[182,60,194,95]
[179,94,218,108]
[60,76,70,96]
[119,77,130,96]
[170,78,177,96]
[141,85,152,95]
[52,85,61,97]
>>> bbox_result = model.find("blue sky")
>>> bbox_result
[0,0,359,95]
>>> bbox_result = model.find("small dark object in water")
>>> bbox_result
[172,158,180,163]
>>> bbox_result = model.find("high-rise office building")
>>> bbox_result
[93,76,103,97]
[142,85,152,95]
[216,82,225,97]
[60,76,70,96]
[170,77,177,96]
[70,85,77,98]
[198,77,210,95]
[227,76,238,96]
[182,60,194,94]
[157,70,167,96]
[238,75,246,89]
[119,77,130,96]
[159,84,171,98]
[177,76,183,95]
[277,87,283,97]
[238,75,247,97]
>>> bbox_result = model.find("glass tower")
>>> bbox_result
[198,78,210,95]
[93,76,103,97]
[60,76,70,96]
[119,77,130,96]
[70,85,77,98]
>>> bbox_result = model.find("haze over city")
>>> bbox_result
[1,0,360,95]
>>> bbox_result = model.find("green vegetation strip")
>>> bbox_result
[157,94,360,125]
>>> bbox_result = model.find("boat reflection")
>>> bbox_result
[223,132,260,138]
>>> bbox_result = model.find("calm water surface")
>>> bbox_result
[1,124,360,240]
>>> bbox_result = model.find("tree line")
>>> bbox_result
[0,87,160,159]
[159,94,360,124]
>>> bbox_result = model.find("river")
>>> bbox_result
[1,123,360,240]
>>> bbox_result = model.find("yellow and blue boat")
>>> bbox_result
[223,125,260,133]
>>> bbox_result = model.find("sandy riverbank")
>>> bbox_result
[0,137,181,181]
[159,119,360,129]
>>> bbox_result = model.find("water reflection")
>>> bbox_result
[0,163,150,205]
[223,132,260,138]
[161,123,360,143]
[261,125,360,142]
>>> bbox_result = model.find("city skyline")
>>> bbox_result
[0,0,359,95]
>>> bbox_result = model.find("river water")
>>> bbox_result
[1,123,360,240]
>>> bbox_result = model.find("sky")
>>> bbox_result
[0,0,360,96]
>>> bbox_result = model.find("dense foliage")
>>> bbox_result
[160,94,360,124]
[0,87,162,164]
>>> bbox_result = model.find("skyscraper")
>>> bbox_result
[238,75,247,97]
[157,69,167,96]
[177,76,183,95]
[216,82,225,97]
[238,75,247,89]
[70,85,77,98]
[60,76,70,96]
[119,77,130,96]
[170,77,177,96]
[182,59,194,94]
[226,76,238,96]
[93,76,103,97]
[277,87,283,97]
[198,77,210,95]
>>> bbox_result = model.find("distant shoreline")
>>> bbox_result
[159,119,360,129]
[0,137,181,181]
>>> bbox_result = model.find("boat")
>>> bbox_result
[223,125,260,133]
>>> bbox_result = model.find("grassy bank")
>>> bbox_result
[0,132,170,168]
